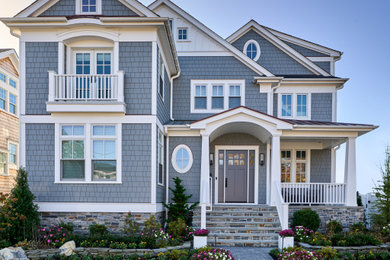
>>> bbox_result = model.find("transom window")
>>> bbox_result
[281,149,309,183]
[191,80,245,113]
[9,94,16,115]
[172,145,193,174]
[0,88,6,110]
[59,124,120,183]
[279,93,310,119]
[243,40,261,61]
[0,152,6,175]
[9,144,17,164]
[178,28,188,40]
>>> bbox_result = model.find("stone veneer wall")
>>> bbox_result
[289,206,364,232]
[40,212,165,235]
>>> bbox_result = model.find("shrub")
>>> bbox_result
[167,218,186,239]
[293,226,314,242]
[123,212,139,237]
[192,247,233,260]
[349,222,367,233]
[316,246,337,260]
[89,224,108,237]
[311,232,332,246]
[144,215,162,232]
[331,232,381,246]
[39,224,73,248]
[165,249,189,260]
[326,220,343,235]
[278,247,322,260]
[0,168,40,244]
[292,209,321,231]
[163,177,199,224]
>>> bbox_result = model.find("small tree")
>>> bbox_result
[372,147,390,227]
[163,177,199,224]
[357,191,363,206]
[0,168,40,243]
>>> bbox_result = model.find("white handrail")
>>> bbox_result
[49,73,121,102]
[273,181,289,230]
[208,176,213,211]
[281,183,346,205]
[200,179,208,229]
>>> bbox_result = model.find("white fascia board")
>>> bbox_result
[148,0,274,77]
[20,114,158,124]
[280,78,348,88]
[227,20,331,76]
[14,0,54,17]
[119,0,159,17]
[37,202,164,213]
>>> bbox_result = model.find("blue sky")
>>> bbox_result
[1,0,389,194]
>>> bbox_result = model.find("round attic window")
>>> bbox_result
[243,40,261,61]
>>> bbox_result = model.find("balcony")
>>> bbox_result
[47,71,125,113]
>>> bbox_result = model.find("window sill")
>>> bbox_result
[157,183,165,187]
[177,40,191,43]
[54,181,122,184]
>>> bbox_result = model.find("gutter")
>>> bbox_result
[169,71,180,121]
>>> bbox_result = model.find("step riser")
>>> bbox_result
[194,213,279,217]
[193,218,280,223]
[193,222,281,228]
[211,241,278,247]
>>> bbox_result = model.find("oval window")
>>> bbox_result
[172,144,193,173]
[244,40,261,61]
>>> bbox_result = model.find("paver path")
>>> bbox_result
[222,247,274,260]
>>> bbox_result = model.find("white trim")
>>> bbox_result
[76,0,102,15]
[58,42,64,74]
[243,39,261,61]
[278,93,311,120]
[177,51,233,56]
[152,41,157,115]
[20,115,158,124]
[157,128,164,186]
[7,141,18,169]
[190,80,245,114]
[214,145,259,204]
[307,57,334,62]
[46,103,126,113]
[266,141,271,204]
[149,0,274,77]
[37,202,164,213]
[151,123,157,204]
[177,27,189,42]
[171,144,193,174]
[19,123,26,168]
[20,42,25,116]
[280,149,311,183]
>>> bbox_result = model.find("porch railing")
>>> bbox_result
[281,183,346,205]
[273,181,289,230]
[48,71,124,102]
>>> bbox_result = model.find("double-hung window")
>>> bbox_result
[0,152,6,175]
[212,85,224,109]
[9,144,17,164]
[92,125,117,181]
[178,28,188,40]
[194,85,207,109]
[281,94,292,117]
[281,149,309,183]
[9,79,16,88]
[158,54,165,100]
[9,94,16,115]
[158,130,164,185]
[229,85,241,109]
[0,73,5,82]
[296,94,307,117]
[0,88,6,110]
[280,93,309,119]
[61,125,85,180]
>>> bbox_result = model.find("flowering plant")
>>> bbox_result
[278,248,322,260]
[192,247,234,260]
[383,224,390,235]
[38,224,72,248]
[279,229,294,237]
[293,226,314,242]
[194,229,209,236]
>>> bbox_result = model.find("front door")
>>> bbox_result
[225,150,248,202]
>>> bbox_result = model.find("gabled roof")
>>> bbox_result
[0,48,19,74]
[227,20,331,76]
[15,0,158,18]
[148,0,274,77]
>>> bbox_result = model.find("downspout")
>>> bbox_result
[169,71,181,121]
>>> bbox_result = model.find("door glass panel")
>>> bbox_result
[281,150,291,183]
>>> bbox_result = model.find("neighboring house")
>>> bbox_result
[362,193,378,228]
[1,0,377,245]
[0,49,19,194]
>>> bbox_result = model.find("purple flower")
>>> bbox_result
[194,229,209,236]
[279,229,294,237]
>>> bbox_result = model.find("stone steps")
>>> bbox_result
[192,205,281,247]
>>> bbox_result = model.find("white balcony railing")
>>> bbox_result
[281,183,346,205]
[48,71,124,103]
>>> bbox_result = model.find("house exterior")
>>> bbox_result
[0,49,19,194]
[2,0,377,243]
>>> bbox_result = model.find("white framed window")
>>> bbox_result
[243,40,261,61]
[0,151,7,175]
[158,130,164,185]
[0,72,6,82]
[56,123,121,184]
[9,143,17,165]
[76,0,102,14]
[9,93,16,115]
[280,149,310,183]
[9,79,16,88]
[74,51,112,75]
[0,88,6,111]
[191,80,245,113]
[177,28,188,41]
[158,53,165,101]
[172,144,193,174]
[278,93,311,119]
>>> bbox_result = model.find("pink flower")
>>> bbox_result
[41,228,45,232]
[49,234,53,237]
[63,233,66,237]
[47,239,51,243]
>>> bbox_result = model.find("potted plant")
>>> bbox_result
[193,229,209,249]
[278,229,294,250]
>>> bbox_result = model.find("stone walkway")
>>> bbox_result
[221,247,274,260]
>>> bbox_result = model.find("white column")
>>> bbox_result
[200,134,210,229]
[344,137,357,206]
[58,42,64,75]
[267,90,273,116]
[270,134,281,206]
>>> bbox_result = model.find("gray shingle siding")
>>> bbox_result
[157,48,171,124]
[314,62,331,74]
[232,30,313,75]
[311,93,333,121]
[173,56,267,121]
[310,149,331,183]
[156,126,165,204]
[40,0,139,17]
[40,0,75,16]
[169,137,202,203]
[26,42,57,115]
[26,123,152,203]
[102,0,139,16]
[273,93,278,117]
[282,40,329,57]
[119,42,152,115]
